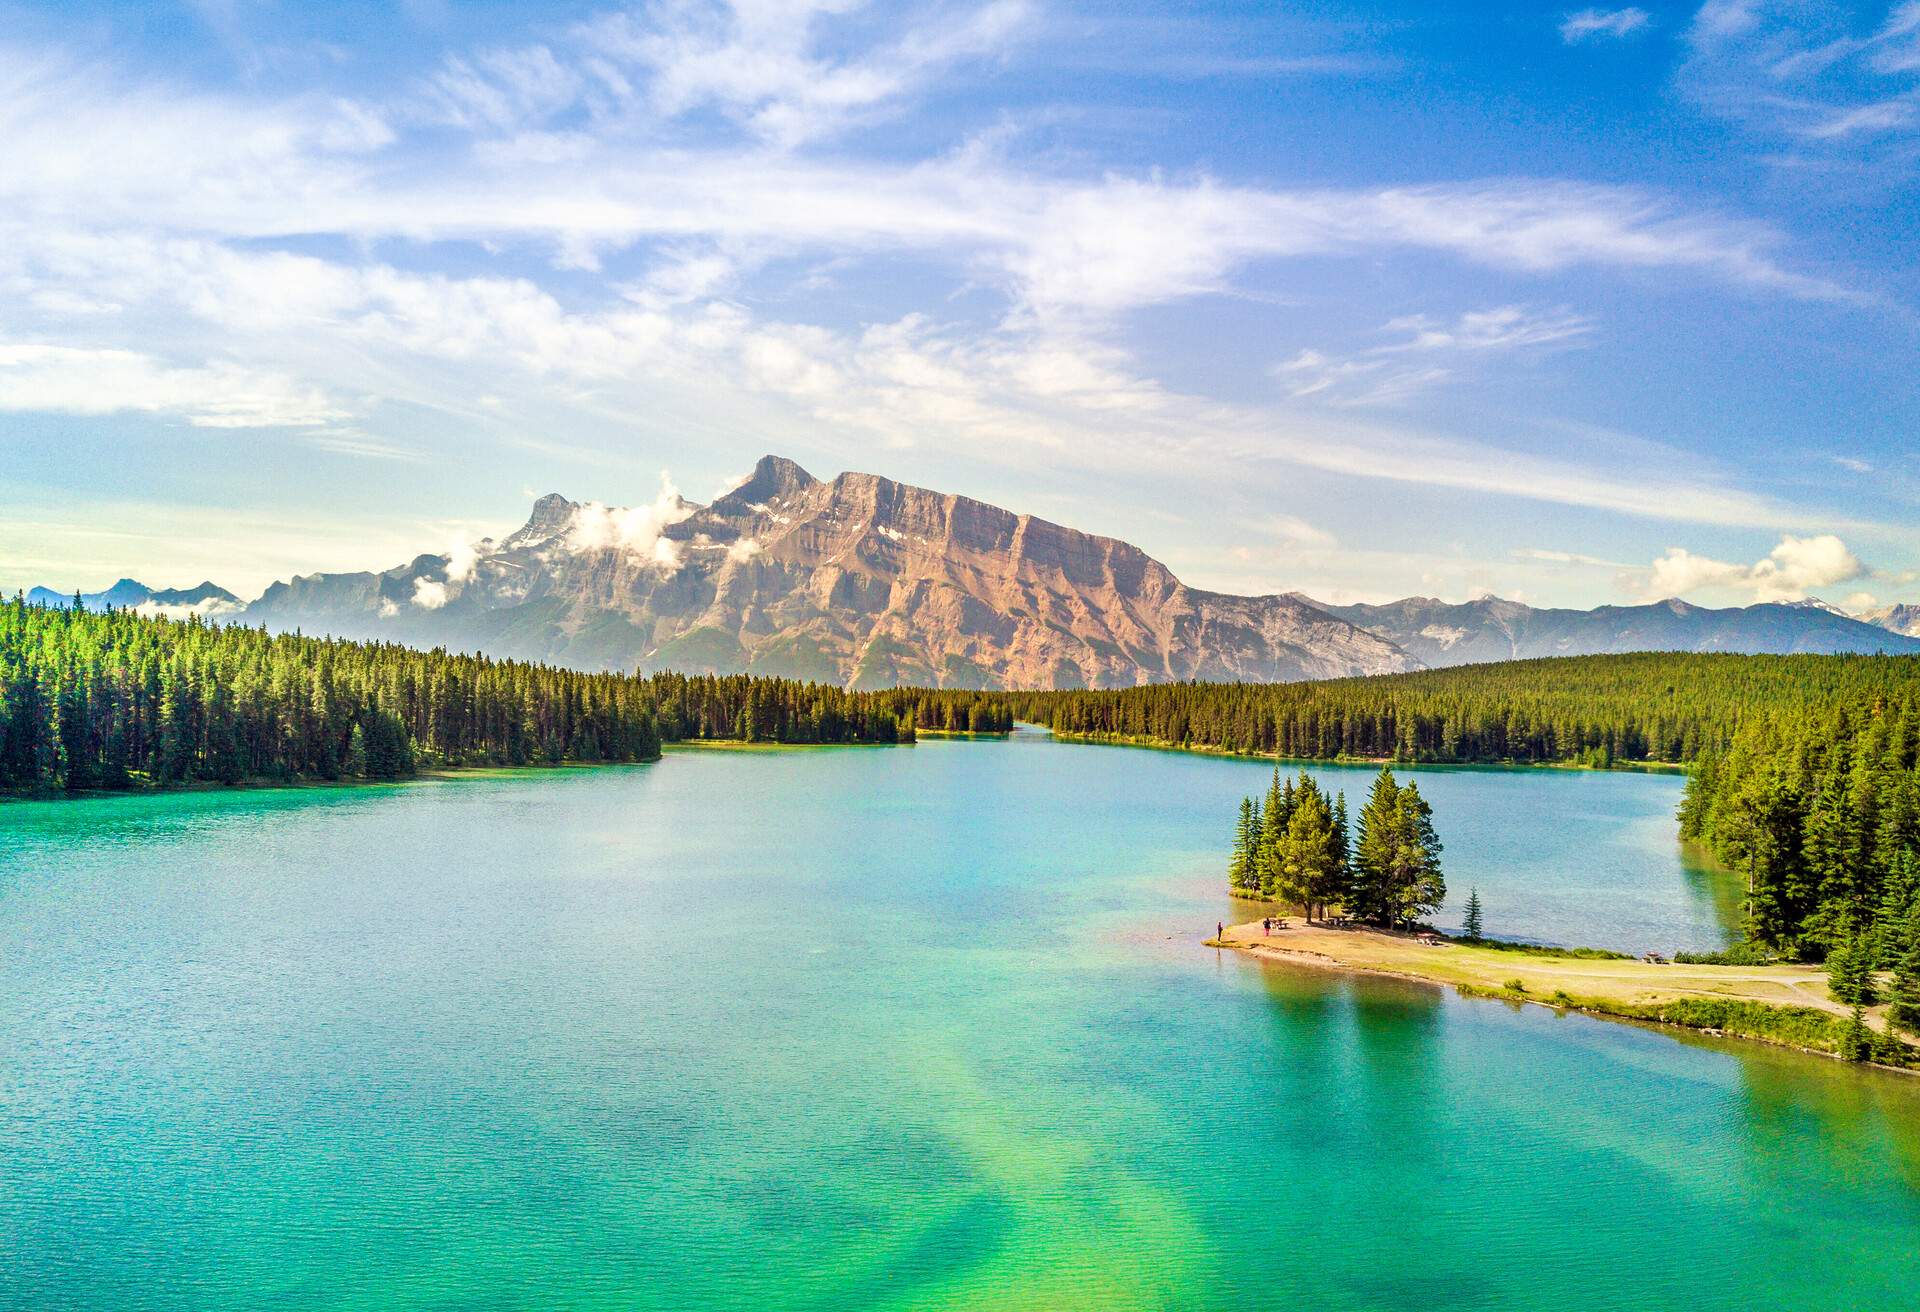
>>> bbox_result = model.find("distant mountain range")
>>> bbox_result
[24,579,242,618]
[1859,603,1920,638]
[1296,593,1918,667]
[22,455,1920,686]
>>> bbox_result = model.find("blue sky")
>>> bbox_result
[1,0,1916,608]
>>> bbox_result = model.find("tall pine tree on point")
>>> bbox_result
[1463,887,1483,941]
[1229,797,1257,894]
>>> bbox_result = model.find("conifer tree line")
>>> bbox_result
[0,601,1011,792]
[1229,765,1444,929]
[646,674,1013,744]
[1678,688,1920,1028]
[1013,653,1920,767]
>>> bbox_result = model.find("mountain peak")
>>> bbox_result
[526,492,576,529]
[718,455,817,508]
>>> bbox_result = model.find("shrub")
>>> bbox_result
[1674,942,1777,966]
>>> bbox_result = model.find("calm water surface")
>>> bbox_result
[3,731,1917,1310]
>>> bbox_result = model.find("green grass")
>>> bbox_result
[1674,943,1781,966]
[1453,935,1634,961]
[1456,984,1919,1069]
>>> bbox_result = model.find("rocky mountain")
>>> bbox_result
[241,456,1416,689]
[1860,603,1920,639]
[1300,593,1920,667]
[23,579,242,617]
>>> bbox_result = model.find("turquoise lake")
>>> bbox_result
[3,730,1918,1309]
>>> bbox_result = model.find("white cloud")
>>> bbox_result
[1278,305,1593,406]
[411,577,450,609]
[578,0,1033,147]
[1801,99,1915,140]
[0,18,1885,576]
[565,472,697,568]
[1633,533,1866,602]
[726,536,763,562]
[0,225,1818,530]
[1514,547,1632,567]
[0,344,344,428]
[415,44,584,133]
[0,36,1856,320]
[444,533,497,584]
[1680,1,1920,168]
[1260,514,1336,550]
[1561,9,1652,43]
[133,596,245,622]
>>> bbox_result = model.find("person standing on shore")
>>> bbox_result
[1217,921,1224,942]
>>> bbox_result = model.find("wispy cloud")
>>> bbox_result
[0,344,344,428]
[1514,546,1632,568]
[1680,0,1920,170]
[1560,8,1652,44]
[1277,305,1593,405]
[0,9,1886,579]
[406,0,1035,148]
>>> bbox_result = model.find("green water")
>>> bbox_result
[3,731,1917,1310]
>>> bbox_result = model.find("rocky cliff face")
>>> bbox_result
[1305,593,1920,665]
[242,455,1416,688]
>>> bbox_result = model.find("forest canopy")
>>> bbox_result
[1010,653,1920,769]
[0,600,1013,792]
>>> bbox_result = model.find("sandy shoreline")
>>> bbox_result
[1209,918,1918,1070]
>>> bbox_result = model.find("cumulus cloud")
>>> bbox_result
[443,533,494,584]
[1632,533,1866,602]
[565,472,697,569]
[1561,9,1652,43]
[726,537,763,563]
[411,577,450,609]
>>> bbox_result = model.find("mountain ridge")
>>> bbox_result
[1302,592,1919,666]
[23,456,1920,681]
[240,455,1416,688]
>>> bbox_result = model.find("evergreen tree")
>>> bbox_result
[1887,934,1920,1037]
[1388,782,1446,928]
[1840,1003,1873,1063]
[1351,767,1402,926]
[1463,887,1483,941]
[1278,778,1342,921]
[1331,791,1351,914]
[1228,797,1256,893]
[1254,791,1283,897]
[1827,936,1879,1007]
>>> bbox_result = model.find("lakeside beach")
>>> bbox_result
[1212,918,1920,1070]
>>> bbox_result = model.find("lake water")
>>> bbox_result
[3,731,1917,1309]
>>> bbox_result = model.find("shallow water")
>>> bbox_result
[3,732,1916,1309]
